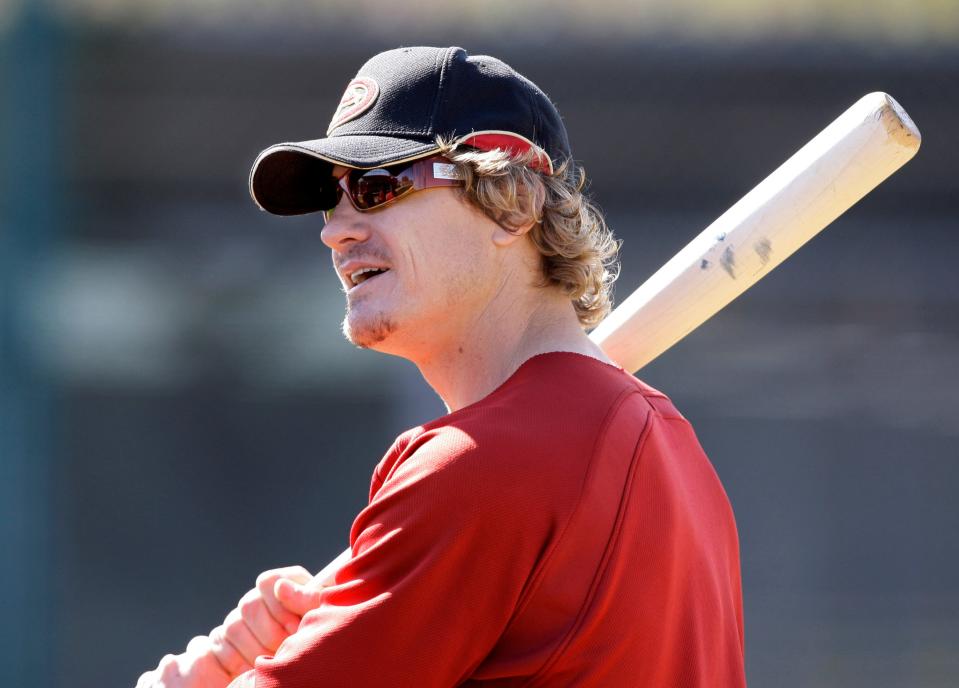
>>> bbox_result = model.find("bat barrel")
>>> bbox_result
[591,92,921,374]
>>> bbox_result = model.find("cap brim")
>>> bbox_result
[249,134,441,216]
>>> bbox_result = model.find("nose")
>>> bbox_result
[320,201,373,251]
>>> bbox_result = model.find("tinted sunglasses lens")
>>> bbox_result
[349,169,414,210]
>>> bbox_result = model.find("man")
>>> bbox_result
[139,46,745,687]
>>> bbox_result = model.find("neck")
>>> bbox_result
[412,291,616,413]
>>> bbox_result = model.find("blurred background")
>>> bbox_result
[2,1,957,686]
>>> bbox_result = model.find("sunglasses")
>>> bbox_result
[323,155,465,222]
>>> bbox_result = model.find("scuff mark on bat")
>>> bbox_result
[720,245,736,279]
[716,231,727,242]
[753,237,772,266]
[700,259,710,270]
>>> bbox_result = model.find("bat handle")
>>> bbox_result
[310,547,351,589]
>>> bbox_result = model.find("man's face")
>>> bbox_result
[320,169,501,358]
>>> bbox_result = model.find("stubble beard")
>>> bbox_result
[342,297,398,349]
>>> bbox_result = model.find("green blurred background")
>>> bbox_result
[2,1,958,686]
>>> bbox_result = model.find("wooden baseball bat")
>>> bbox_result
[311,91,921,588]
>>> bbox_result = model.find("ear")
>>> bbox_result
[491,218,536,247]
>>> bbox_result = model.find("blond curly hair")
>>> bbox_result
[437,139,621,329]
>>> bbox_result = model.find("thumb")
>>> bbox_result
[274,578,323,617]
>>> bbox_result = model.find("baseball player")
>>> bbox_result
[138,46,746,687]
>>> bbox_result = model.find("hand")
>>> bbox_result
[208,565,322,677]
[134,636,231,688]
[135,565,326,688]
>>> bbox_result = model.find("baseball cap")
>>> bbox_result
[249,46,571,216]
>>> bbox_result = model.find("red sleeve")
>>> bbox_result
[236,426,550,688]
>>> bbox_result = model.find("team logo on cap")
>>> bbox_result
[327,77,379,134]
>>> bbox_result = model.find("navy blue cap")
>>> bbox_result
[249,46,571,216]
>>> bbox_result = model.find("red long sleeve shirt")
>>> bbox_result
[231,352,745,687]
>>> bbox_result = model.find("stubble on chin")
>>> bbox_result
[342,305,398,349]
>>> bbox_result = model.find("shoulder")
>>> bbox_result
[373,352,675,507]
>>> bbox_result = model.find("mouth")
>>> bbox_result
[347,267,390,292]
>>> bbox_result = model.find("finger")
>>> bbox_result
[256,567,314,632]
[255,566,314,597]
[187,649,234,686]
[186,634,211,655]
[135,669,157,688]
[253,583,301,636]
[209,624,255,678]
[155,653,184,685]
[256,565,314,587]
[173,638,234,686]
[238,588,291,652]
[274,578,323,617]
[221,608,271,666]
